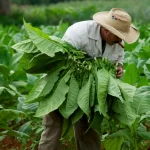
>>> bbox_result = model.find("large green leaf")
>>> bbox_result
[18,121,32,134]
[27,52,67,73]
[10,53,24,68]
[20,53,66,74]
[19,52,39,70]
[96,68,109,116]
[59,74,79,118]
[107,129,133,144]
[0,46,12,65]
[112,100,138,126]
[51,35,85,58]
[0,87,16,100]
[0,109,25,122]
[145,58,150,72]
[133,86,150,115]
[0,135,6,141]
[24,21,66,57]
[12,39,39,53]
[116,80,136,102]
[123,63,140,86]
[139,47,150,59]
[61,118,74,140]
[88,111,103,134]
[137,76,149,87]
[77,74,92,117]
[19,52,67,73]
[26,67,63,103]
[71,108,84,124]
[108,75,123,102]
[137,131,150,140]
[103,136,124,150]
[0,122,9,130]
[35,69,72,117]
[144,65,150,80]
[0,64,10,77]
[5,130,30,139]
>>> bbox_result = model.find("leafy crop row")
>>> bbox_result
[0,22,150,149]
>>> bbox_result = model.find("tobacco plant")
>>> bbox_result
[11,21,150,150]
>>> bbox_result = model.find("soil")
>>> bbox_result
[1,136,149,150]
[0,136,76,150]
[0,136,38,150]
[0,136,105,150]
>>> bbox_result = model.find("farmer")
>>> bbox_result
[38,8,139,150]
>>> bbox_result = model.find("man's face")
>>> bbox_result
[105,31,122,45]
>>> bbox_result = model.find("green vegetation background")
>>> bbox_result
[1,0,150,26]
[0,0,150,149]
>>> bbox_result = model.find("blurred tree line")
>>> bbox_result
[12,0,83,5]
[0,0,11,14]
[0,0,83,15]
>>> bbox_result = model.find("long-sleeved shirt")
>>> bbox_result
[62,20,124,64]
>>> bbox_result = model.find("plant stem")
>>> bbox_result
[131,125,138,150]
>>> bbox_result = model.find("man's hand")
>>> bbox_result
[116,64,123,78]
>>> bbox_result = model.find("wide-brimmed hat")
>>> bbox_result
[93,8,140,44]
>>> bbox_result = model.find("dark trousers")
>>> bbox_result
[38,111,100,150]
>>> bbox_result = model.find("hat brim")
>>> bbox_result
[93,11,140,44]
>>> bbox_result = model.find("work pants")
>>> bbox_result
[38,111,100,150]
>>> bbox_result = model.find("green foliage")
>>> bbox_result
[0,16,150,150]
[59,74,79,118]
[0,25,41,149]
[11,21,150,150]
[103,136,124,150]
[1,0,150,26]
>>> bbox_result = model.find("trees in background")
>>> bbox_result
[0,0,80,16]
[11,0,80,5]
[0,0,11,15]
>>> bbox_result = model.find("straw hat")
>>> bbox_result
[93,8,140,44]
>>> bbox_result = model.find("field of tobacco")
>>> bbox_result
[0,21,150,150]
